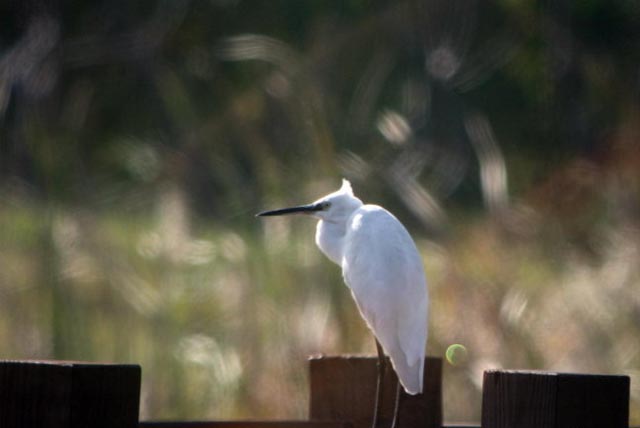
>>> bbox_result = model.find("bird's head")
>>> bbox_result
[257,179,363,223]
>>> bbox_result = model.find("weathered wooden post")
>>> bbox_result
[140,422,350,428]
[481,370,630,428]
[0,360,141,428]
[309,356,442,428]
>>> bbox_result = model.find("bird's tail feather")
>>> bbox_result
[389,349,423,395]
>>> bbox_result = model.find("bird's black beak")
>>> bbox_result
[256,203,322,217]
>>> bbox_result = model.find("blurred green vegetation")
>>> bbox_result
[1,0,639,423]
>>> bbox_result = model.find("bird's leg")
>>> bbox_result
[390,377,403,428]
[371,339,386,428]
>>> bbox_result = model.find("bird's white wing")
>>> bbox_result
[341,205,428,394]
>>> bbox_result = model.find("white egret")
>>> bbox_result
[257,179,429,428]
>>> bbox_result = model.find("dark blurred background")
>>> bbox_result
[1,0,639,423]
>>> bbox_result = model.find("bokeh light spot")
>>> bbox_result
[445,344,469,366]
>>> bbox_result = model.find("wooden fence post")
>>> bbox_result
[309,356,442,428]
[140,422,351,428]
[481,370,630,428]
[0,360,141,428]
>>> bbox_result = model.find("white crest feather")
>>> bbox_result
[340,179,353,195]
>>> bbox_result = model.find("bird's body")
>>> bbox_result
[317,203,428,394]
[258,179,429,396]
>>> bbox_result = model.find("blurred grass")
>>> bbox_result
[1,159,639,422]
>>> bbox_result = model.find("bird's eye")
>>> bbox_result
[322,202,331,210]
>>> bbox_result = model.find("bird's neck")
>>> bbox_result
[315,219,346,266]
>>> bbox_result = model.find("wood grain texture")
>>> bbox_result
[555,373,630,428]
[308,356,441,428]
[481,370,630,428]
[0,360,141,428]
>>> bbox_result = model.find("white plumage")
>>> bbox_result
[258,179,429,394]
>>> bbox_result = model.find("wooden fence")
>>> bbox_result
[0,358,632,428]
